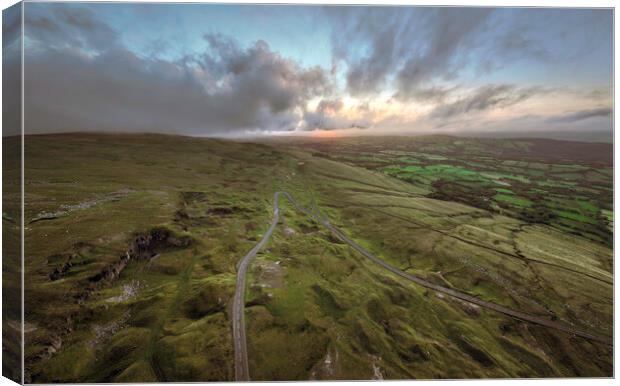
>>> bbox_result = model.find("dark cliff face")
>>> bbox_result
[130,228,192,260]
[27,227,195,381]
[77,228,193,302]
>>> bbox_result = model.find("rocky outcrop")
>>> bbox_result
[130,228,192,260]
[49,258,74,281]
[87,253,130,284]
[28,227,194,381]
[30,227,193,381]
[75,229,191,304]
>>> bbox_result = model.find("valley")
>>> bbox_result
[16,133,613,382]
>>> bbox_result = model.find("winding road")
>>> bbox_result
[232,192,281,381]
[231,191,612,380]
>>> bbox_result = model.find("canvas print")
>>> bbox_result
[2,2,614,383]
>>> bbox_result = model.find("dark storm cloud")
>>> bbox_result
[395,8,493,99]
[17,4,614,136]
[302,98,372,131]
[26,5,119,51]
[326,7,612,106]
[429,84,543,119]
[546,108,613,124]
[316,99,344,114]
[326,7,494,99]
[302,99,343,130]
[344,22,401,96]
[24,8,332,135]
[327,8,404,96]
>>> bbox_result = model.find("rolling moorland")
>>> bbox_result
[7,133,612,382]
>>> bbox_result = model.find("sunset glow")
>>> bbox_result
[7,4,611,140]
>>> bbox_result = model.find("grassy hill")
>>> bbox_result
[17,133,612,381]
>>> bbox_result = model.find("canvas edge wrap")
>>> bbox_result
[2,1,24,384]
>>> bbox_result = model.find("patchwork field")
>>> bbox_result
[278,136,613,246]
[11,133,613,382]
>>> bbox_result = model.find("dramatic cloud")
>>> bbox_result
[327,8,403,96]
[302,99,343,129]
[24,7,333,135]
[302,99,373,130]
[10,4,614,137]
[326,6,612,114]
[396,86,456,104]
[429,85,544,119]
[394,8,493,99]
[546,108,613,124]
[327,8,494,99]
[26,5,119,52]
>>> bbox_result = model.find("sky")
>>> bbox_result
[2,3,614,138]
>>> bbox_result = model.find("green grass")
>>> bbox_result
[315,136,612,245]
[21,134,612,381]
[494,194,533,208]
[554,210,594,224]
[494,188,514,195]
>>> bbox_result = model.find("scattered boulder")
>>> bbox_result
[283,227,296,238]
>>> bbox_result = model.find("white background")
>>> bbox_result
[0,0,615,385]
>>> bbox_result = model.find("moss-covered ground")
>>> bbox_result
[21,133,612,381]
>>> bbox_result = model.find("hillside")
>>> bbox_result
[17,133,612,382]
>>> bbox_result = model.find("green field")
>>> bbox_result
[14,134,612,382]
[289,135,613,246]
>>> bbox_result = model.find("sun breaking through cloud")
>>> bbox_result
[5,3,612,138]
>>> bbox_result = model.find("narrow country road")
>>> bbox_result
[232,191,611,380]
[232,192,281,381]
